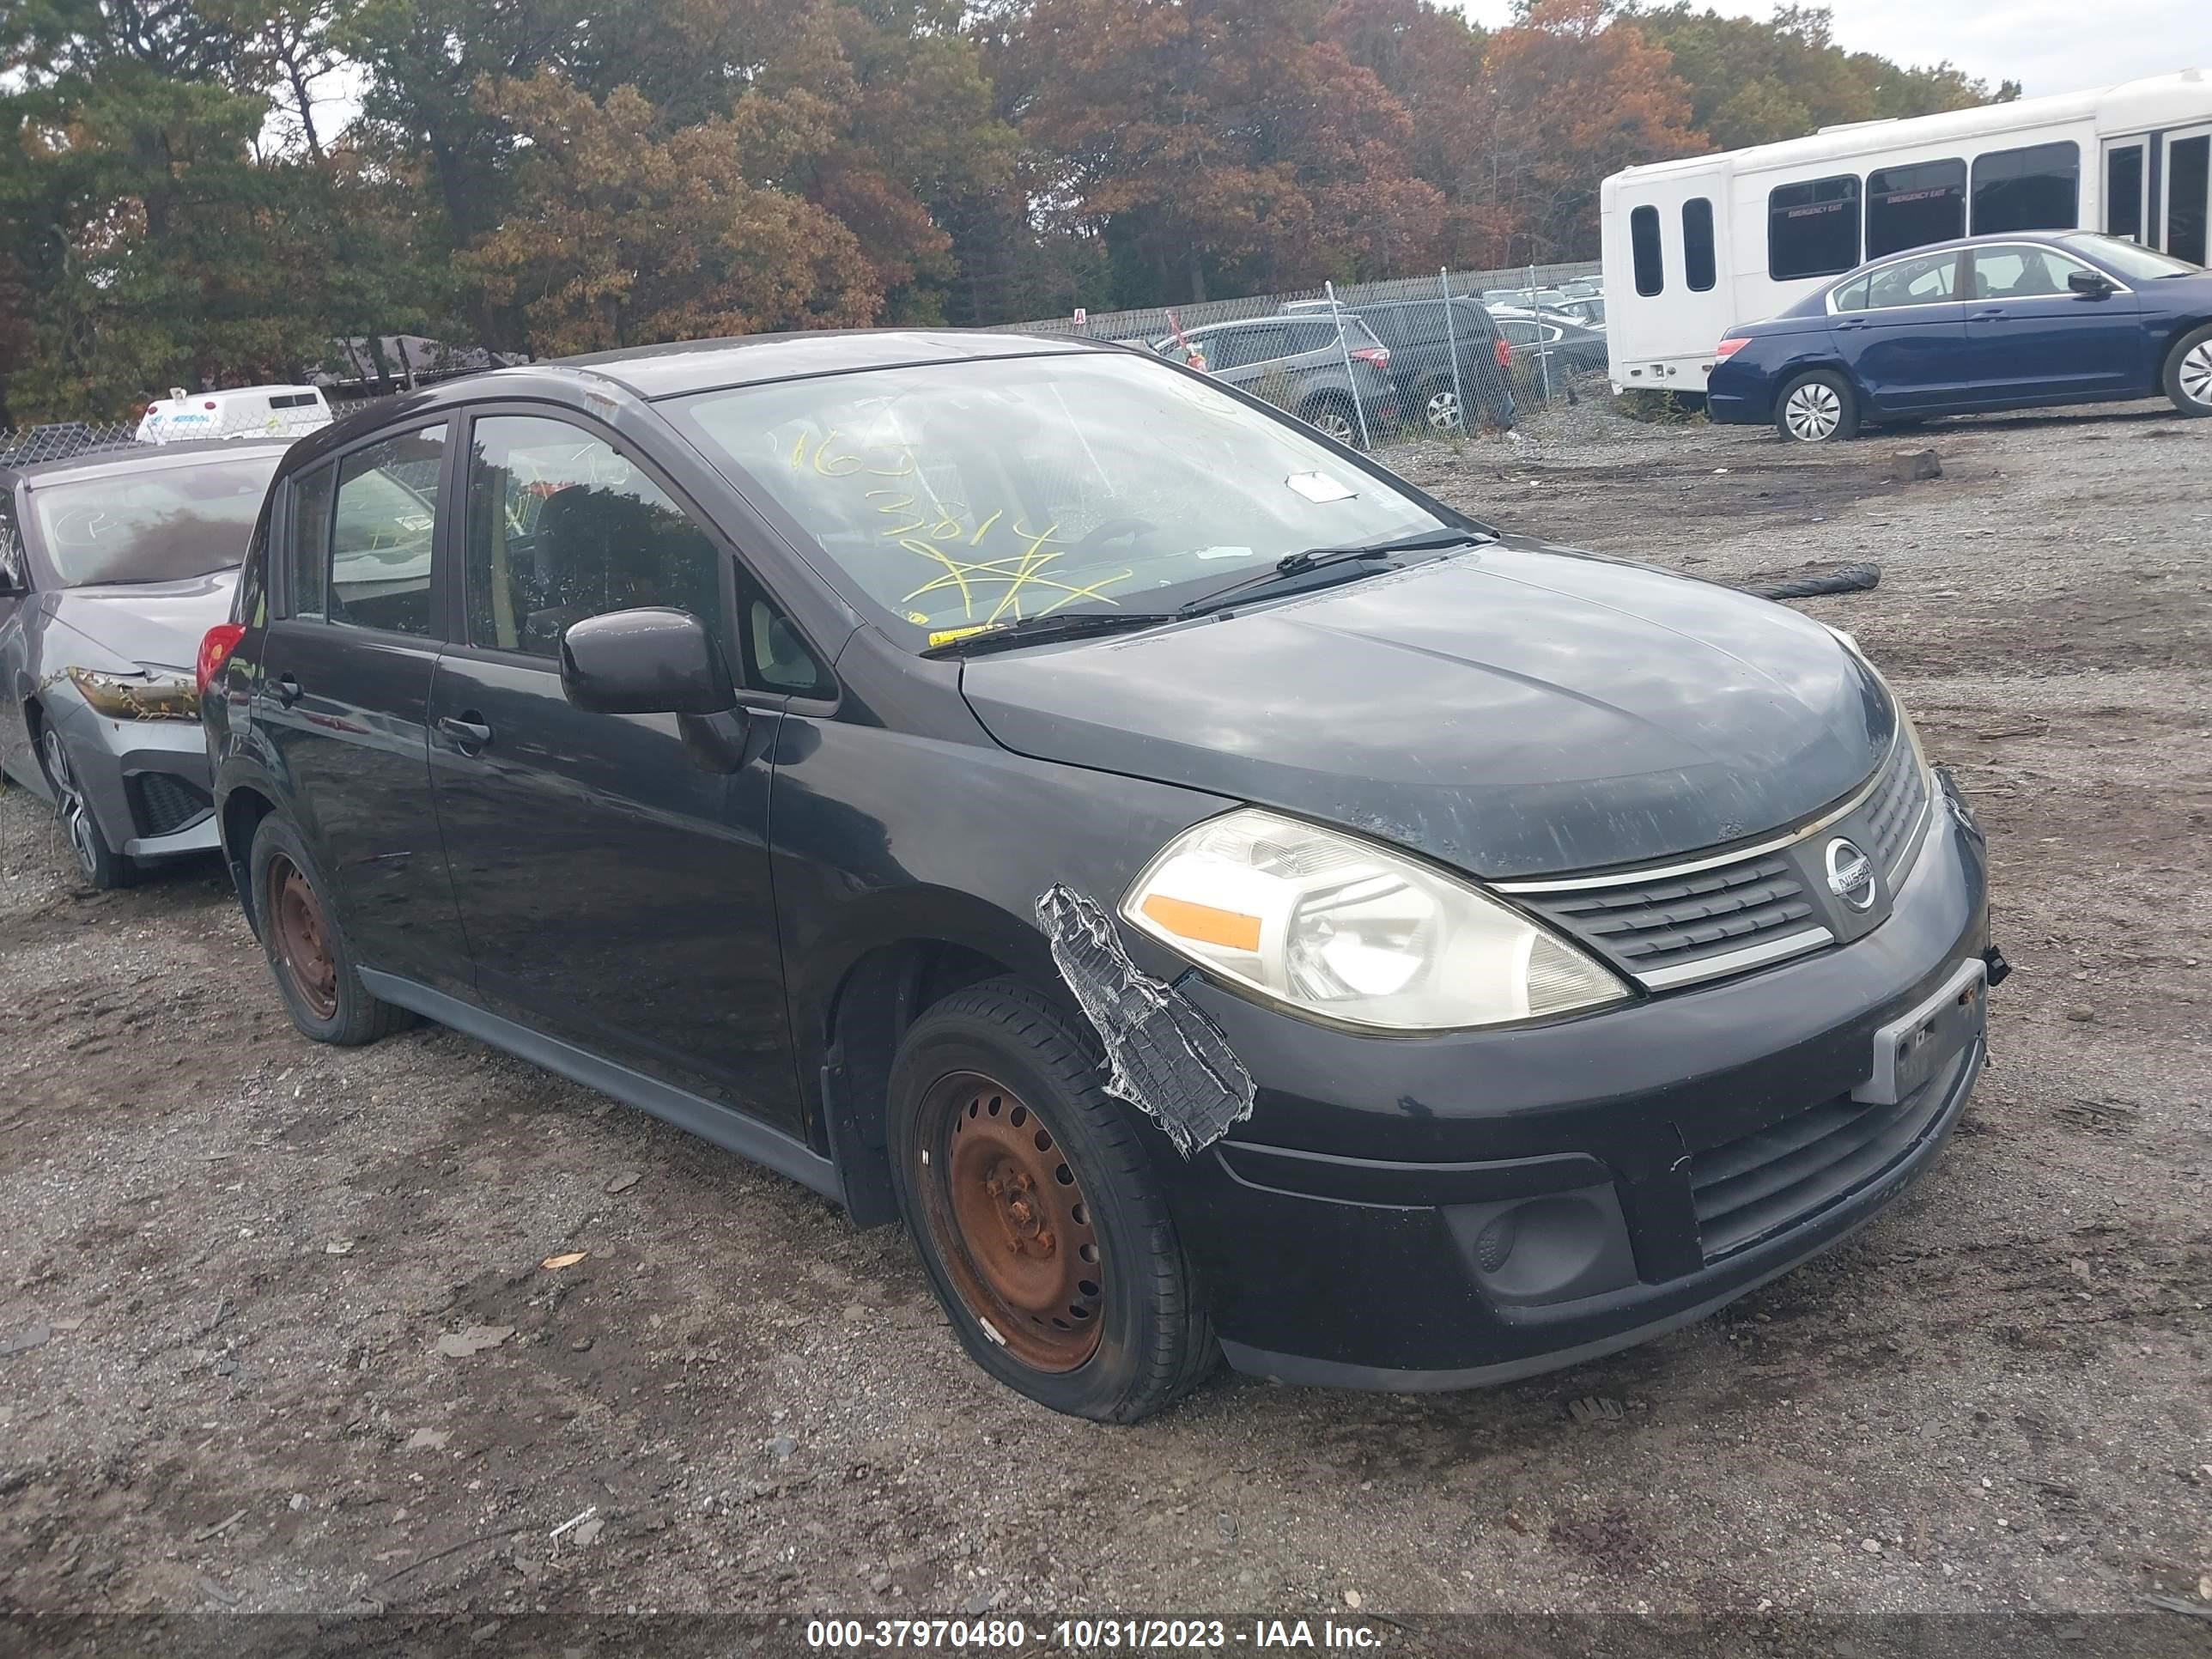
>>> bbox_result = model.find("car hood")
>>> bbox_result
[40,570,239,672]
[958,543,1895,879]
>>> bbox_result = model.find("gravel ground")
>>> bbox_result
[1,397,2208,1640]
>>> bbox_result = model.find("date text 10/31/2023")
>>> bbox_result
[805,1618,1389,1650]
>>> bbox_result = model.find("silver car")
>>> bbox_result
[0,438,290,886]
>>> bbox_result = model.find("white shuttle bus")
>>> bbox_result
[1600,70,2212,398]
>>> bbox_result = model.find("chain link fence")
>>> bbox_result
[990,260,1605,449]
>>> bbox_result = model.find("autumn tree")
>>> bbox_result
[997,0,1444,307]
[461,74,882,355]
[1474,0,1705,262]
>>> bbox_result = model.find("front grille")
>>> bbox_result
[131,771,212,838]
[1863,735,1929,875]
[1686,1044,1968,1262]
[1515,855,1819,981]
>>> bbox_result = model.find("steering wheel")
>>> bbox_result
[1073,516,1158,552]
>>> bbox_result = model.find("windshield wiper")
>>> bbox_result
[1176,527,1492,617]
[919,608,1182,659]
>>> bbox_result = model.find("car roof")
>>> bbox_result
[1,435,296,489]
[1832,229,2116,275]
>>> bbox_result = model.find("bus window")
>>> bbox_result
[1971,142,2079,234]
[1866,159,1966,258]
[1682,198,1716,291]
[1631,205,1663,296]
[1768,175,1862,281]
[2106,146,2145,242]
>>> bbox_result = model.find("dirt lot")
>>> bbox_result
[2,398,2208,1641]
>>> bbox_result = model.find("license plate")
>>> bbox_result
[1853,958,1987,1106]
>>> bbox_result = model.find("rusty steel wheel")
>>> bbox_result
[915,1070,1105,1372]
[266,851,339,1022]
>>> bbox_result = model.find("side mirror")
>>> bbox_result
[560,607,736,716]
[2068,270,2115,299]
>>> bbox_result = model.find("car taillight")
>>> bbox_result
[1351,346,1390,368]
[1715,337,1752,359]
[197,623,246,698]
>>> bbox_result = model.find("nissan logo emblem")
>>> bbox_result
[1826,837,1877,912]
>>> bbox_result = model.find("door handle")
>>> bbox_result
[438,714,493,750]
[1835,319,1869,330]
[274,672,302,707]
[1972,307,2007,318]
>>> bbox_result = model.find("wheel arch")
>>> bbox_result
[219,782,277,931]
[803,892,1067,1229]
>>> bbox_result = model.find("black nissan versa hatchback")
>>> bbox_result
[203,330,1999,1422]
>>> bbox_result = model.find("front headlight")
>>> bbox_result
[1121,808,1629,1031]
[66,665,200,721]
[1825,624,1929,777]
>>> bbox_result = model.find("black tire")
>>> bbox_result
[1297,392,1364,449]
[248,813,408,1046]
[2161,323,2212,416]
[1774,368,1860,443]
[886,976,1217,1423]
[37,722,134,890]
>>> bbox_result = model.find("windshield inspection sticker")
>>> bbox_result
[1285,472,1357,504]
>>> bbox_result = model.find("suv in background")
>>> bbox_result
[1492,306,1611,385]
[1151,315,1398,447]
[1333,296,1517,435]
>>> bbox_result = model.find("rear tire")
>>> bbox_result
[38,724,133,890]
[249,814,408,1046]
[2161,323,2212,416]
[1774,369,1859,443]
[886,976,1218,1423]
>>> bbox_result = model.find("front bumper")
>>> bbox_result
[1151,793,1991,1388]
[47,694,218,860]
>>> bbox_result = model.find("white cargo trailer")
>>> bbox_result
[1599,70,2212,398]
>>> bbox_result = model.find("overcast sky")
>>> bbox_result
[1459,1,2210,99]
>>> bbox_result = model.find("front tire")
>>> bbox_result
[2162,324,2212,416]
[1775,369,1859,442]
[249,814,407,1046]
[886,977,1217,1423]
[38,725,132,890]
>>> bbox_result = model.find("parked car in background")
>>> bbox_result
[1491,306,1612,384]
[1316,295,1518,434]
[1706,231,2212,441]
[1151,314,1399,445]
[1,439,292,886]
[1549,295,1608,330]
[137,384,331,445]
[205,329,1995,1424]
[1484,286,1570,310]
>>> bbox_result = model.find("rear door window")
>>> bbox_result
[1631,204,1663,295]
[1861,249,1961,309]
[1682,198,1717,292]
[329,426,446,636]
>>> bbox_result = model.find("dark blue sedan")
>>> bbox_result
[1708,232,2212,441]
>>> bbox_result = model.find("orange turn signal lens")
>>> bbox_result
[1139,894,1261,952]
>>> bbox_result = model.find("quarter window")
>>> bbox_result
[1682,198,1716,292]
[329,426,444,636]
[1769,174,1863,281]
[1631,205,1663,295]
[1970,142,2080,235]
[1865,159,1966,258]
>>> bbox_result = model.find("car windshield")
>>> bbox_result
[30,453,281,586]
[2060,234,2200,280]
[669,352,1449,645]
